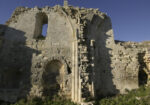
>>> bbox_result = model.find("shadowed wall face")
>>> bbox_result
[0,24,39,102]
[0,70,22,89]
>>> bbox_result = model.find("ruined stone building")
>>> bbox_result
[0,4,150,103]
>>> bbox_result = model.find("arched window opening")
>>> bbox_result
[34,12,48,39]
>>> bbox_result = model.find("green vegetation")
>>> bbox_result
[95,86,150,105]
[12,97,78,105]
[1,86,150,105]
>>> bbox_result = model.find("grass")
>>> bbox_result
[0,96,77,105]
[95,86,150,105]
[1,86,150,105]
[12,97,78,105]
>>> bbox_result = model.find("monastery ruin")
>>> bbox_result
[0,2,150,104]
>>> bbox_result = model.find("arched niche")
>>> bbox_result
[42,59,71,98]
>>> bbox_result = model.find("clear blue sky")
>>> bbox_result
[0,0,150,42]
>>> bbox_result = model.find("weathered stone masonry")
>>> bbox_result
[0,5,150,103]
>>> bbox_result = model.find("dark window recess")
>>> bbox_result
[67,65,71,74]
[34,12,48,39]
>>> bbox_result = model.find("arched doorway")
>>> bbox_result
[42,60,65,97]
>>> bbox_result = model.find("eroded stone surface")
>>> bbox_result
[143,49,150,85]
[0,5,150,103]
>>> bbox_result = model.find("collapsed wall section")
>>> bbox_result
[79,7,150,98]
[111,44,140,93]
[114,41,150,87]
[82,10,118,97]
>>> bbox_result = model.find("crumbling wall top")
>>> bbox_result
[6,7,31,25]
[5,5,108,26]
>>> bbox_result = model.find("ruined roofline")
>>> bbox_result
[115,40,150,49]
[5,5,107,25]
[115,40,150,44]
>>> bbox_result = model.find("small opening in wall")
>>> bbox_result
[67,66,71,74]
[42,24,48,37]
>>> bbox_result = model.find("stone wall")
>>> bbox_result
[0,5,150,103]
[0,25,5,49]
[0,36,2,48]
[114,41,150,88]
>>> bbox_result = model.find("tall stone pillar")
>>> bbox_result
[71,30,81,103]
